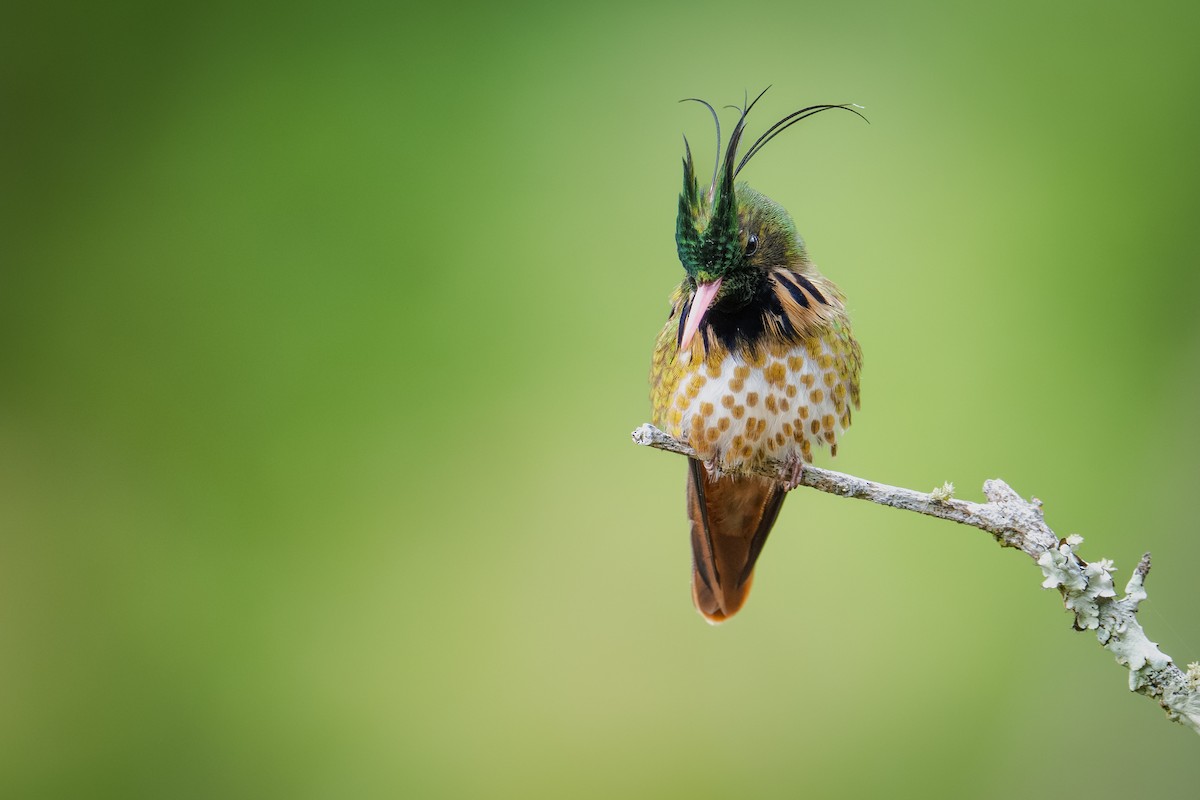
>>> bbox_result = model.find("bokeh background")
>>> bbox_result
[4,0,1200,797]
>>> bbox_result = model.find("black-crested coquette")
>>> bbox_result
[649,89,864,623]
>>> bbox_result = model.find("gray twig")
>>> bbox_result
[632,422,1200,735]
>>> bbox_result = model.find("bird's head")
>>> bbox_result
[675,91,864,350]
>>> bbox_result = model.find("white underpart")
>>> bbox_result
[672,340,850,469]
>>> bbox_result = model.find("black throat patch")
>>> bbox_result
[700,279,789,355]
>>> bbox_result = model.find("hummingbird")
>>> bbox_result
[649,90,863,623]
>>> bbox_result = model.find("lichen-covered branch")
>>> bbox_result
[631,423,1200,736]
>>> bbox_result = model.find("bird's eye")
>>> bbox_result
[745,233,759,256]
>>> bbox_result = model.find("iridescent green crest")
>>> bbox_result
[674,91,865,283]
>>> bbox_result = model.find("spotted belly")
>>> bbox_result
[664,338,854,471]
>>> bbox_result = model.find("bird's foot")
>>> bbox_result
[779,455,805,492]
[704,457,725,480]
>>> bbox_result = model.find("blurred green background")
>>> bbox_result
[4,0,1200,797]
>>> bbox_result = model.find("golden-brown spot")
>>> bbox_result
[834,398,846,414]
[810,389,825,404]
[822,414,835,431]
[783,422,793,437]
[788,356,805,371]
[831,443,839,457]
[801,439,813,460]
[748,350,766,368]
[706,363,722,379]
[779,398,790,412]
[732,405,745,420]
[793,427,805,443]
[786,385,798,398]
[686,383,701,399]
[691,415,705,431]
[718,417,731,432]
[823,372,836,387]
[798,406,809,420]
[824,430,836,444]
[818,354,835,369]
[800,374,815,388]
[741,445,754,459]
[805,340,822,359]
[775,432,785,447]
[732,434,744,449]
[757,419,768,436]
[734,365,751,380]
[675,395,688,409]
[810,419,821,435]
[764,362,787,388]
[721,395,735,409]
[746,392,759,407]
[765,395,778,413]
[729,379,745,393]
[833,383,846,399]
[707,427,720,442]
[840,411,851,428]
[700,402,714,417]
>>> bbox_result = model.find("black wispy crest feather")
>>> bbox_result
[680,97,722,203]
[735,103,868,176]
[705,87,771,260]
[717,87,772,206]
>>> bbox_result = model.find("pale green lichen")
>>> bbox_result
[1037,537,1116,630]
[1038,540,1086,593]
[1107,621,1172,691]
[930,481,955,502]
[1188,663,1200,691]
[1040,539,1177,698]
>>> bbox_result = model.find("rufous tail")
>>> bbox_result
[686,458,786,623]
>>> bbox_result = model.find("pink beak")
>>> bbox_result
[679,279,722,352]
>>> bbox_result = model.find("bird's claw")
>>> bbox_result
[779,456,805,492]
